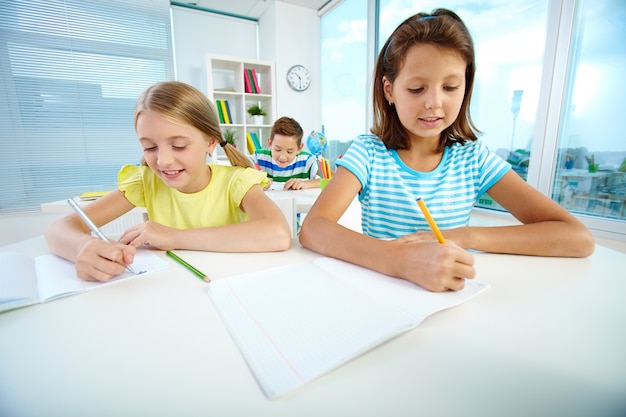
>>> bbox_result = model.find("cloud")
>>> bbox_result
[322,18,367,62]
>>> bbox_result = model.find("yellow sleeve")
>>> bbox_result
[117,164,146,207]
[227,167,269,206]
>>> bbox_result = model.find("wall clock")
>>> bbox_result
[286,65,311,92]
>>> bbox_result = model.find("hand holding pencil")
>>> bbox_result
[67,198,138,281]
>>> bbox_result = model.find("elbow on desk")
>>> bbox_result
[554,225,595,258]
[298,217,320,251]
[276,230,292,251]
[574,229,595,258]
[270,223,292,251]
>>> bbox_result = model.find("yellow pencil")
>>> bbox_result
[416,198,446,244]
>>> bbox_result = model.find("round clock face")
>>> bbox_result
[286,65,311,92]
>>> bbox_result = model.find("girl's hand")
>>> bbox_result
[74,238,136,282]
[387,239,475,292]
[119,221,178,250]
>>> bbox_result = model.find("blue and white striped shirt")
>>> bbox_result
[336,134,511,238]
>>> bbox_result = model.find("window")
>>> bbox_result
[550,0,626,225]
[377,0,549,211]
[0,0,174,213]
[320,0,368,165]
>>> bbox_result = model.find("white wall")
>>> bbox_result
[258,2,322,136]
[171,5,258,93]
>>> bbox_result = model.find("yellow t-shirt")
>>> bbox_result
[118,164,269,229]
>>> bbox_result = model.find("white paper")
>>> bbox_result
[208,257,489,399]
[0,249,169,311]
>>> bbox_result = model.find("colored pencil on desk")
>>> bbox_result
[416,198,446,244]
[166,250,210,282]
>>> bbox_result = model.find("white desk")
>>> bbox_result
[1,238,625,417]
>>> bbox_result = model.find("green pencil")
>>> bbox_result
[166,250,210,283]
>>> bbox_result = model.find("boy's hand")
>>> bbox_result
[284,178,308,190]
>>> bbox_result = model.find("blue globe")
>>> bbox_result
[306,131,328,156]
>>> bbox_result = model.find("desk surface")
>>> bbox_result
[1,238,625,417]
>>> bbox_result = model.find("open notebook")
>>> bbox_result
[0,249,169,313]
[208,257,489,399]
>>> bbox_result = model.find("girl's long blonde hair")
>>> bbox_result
[134,81,254,168]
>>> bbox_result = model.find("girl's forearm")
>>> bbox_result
[452,222,594,257]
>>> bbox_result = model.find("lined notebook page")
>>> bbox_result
[36,249,169,302]
[208,257,489,399]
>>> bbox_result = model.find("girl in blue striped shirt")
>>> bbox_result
[300,8,593,292]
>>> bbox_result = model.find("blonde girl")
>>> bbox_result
[46,81,291,281]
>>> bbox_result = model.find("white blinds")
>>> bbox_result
[0,0,174,213]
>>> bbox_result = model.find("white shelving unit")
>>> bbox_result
[205,54,276,161]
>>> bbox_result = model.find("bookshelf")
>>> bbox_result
[205,54,276,161]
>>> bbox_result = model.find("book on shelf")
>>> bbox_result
[224,100,233,124]
[246,132,257,154]
[250,132,262,150]
[217,100,231,124]
[0,249,170,313]
[207,256,490,399]
[250,68,261,94]
[215,100,225,124]
[246,68,258,94]
[244,68,252,93]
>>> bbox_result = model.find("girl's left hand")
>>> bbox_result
[118,221,178,250]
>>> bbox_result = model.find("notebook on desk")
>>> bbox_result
[0,249,169,313]
[207,257,489,399]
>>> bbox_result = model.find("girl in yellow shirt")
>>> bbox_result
[46,81,291,282]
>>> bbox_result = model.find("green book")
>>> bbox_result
[216,100,225,124]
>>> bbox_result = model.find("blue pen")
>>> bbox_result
[67,198,138,275]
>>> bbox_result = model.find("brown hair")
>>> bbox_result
[270,116,304,146]
[372,8,479,151]
[134,81,254,168]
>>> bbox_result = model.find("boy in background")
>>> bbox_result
[252,116,319,190]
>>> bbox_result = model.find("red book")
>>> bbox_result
[251,68,261,94]
[243,68,252,93]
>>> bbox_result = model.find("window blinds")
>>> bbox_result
[0,0,174,213]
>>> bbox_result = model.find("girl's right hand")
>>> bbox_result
[74,238,136,282]
[387,239,475,292]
